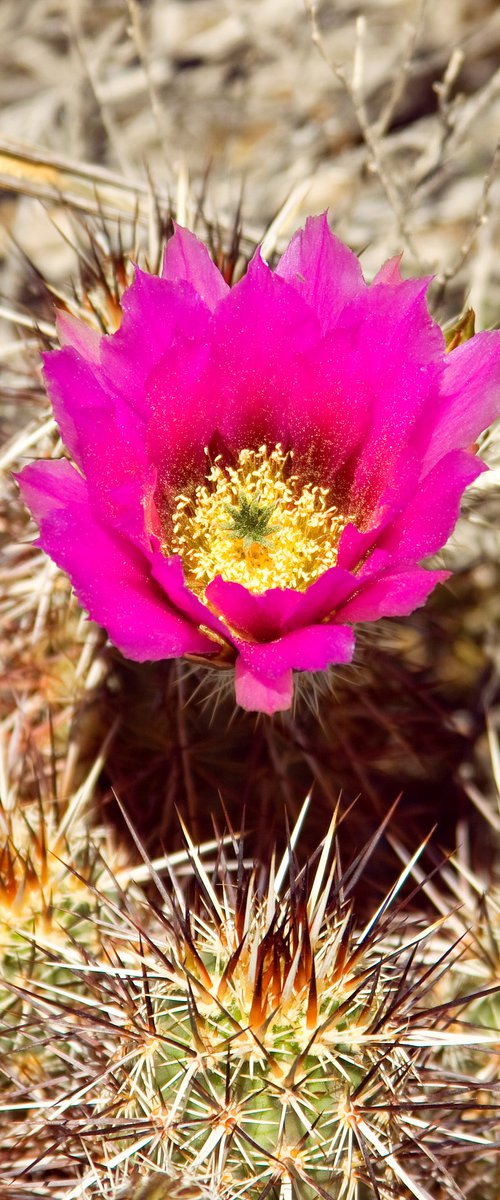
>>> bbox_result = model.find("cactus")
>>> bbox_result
[0,733,130,1137]
[9,810,498,1200]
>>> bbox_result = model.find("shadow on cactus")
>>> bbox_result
[98,598,482,900]
[9,806,498,1200]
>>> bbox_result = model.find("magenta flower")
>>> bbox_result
[17,216,500,713]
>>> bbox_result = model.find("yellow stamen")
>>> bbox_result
[167,444,351,595]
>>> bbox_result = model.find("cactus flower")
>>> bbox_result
[17,216,500,713]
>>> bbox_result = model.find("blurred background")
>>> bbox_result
[0,0,499,318]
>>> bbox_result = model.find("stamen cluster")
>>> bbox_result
[170,445,350,594]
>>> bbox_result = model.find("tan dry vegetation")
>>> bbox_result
[0,0,499,316]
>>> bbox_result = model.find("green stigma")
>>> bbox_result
[222,491,280,549]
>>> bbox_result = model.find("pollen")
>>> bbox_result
[168,444,351,594]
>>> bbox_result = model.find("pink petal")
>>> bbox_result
[234,624,355,680]
[103,469,161,551]
[43,347,147,469]
[210,251,320,449]
[344,278,445,512]
[146,336,218,491]
[378,449,486,560]
[371,255,403,286]
[335,565,449,622]
[285,326,373,479]
[233,623,355,713]
[17,461,216,661]
[147,254,321,487]
[16,457,85,516]
[287,278,444,510]
[99,271,211,419]
[337,522,383,572]
[150,549,229,642]
[55,310,101,361]
[43,350,157,549]
[206,568,357,641]
[235,658,293,714]
[162,225,229,310]
[276,213,365,331]
[422,331,500,472]
[205,578,305,640]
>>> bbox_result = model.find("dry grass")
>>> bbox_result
[0,0,499,311]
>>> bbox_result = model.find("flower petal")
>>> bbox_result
[378,449,486,560]
[206,568,357,641]
[335,565,449,622]
[43,347,147,469]
[285,327,373,478]
[289,278,445,511]
[43,350,158,550]
[162,225,229,310]
[234,623,355,680]
[234,622,355,713]
[235,658,293,714]
[100,271,211,419]
[276,212,365,331]
[56,310,101,360]
[210,250,321,449]
[146,253,321,486]
[16,460,216,661]
[146,336,217,491]
[344,278,445,512]
[205,578,304,640]
[422,331,500,471]
[371,255,403,286]
[150,549,229,643]
[16,456,85,516]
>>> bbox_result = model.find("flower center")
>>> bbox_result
[169,444,350,594]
